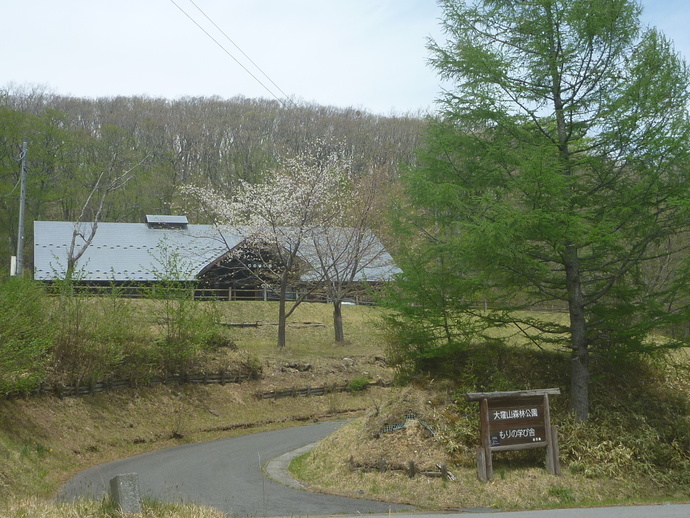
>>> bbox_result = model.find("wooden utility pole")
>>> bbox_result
[14,141,27,277]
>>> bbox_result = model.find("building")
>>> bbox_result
[33,215,399,302]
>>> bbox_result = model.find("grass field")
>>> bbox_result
[0,299,392,516]
[2,298,690,516]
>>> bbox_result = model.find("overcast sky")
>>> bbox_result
[2,1,688,116]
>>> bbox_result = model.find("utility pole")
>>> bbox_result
[14,141,27,277]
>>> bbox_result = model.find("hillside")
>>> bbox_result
[2,298,690,515]
[0,300,392,508]
[0,88,424,275]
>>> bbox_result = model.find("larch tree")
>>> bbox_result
[396,0,690,421]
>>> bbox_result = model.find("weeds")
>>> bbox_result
[0,496,225,517]
[346,375,371,393]
[0,277,51,394]
[548,485,576,504]
[20,443,52,458]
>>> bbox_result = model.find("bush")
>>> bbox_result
[346,375,371,393]
[49,282,152,385]
[0,278,51,394]
[557,354,690,485]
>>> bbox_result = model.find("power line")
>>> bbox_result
[168,0,291,108]
[186,0,292,103]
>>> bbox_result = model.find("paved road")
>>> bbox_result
[355,507,690,518]
[60,421,690,518]
[59,421,414,516]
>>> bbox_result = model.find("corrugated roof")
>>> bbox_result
[33,221,238,282]
[33,221,400,283]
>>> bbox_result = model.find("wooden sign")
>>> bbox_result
[466,388,560,481]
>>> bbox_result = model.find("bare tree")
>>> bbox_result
[65,157,146,280]
[305,172,395,343]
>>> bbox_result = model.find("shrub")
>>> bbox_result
[0,278,51,394]
[346,375,371,393]
[49,282,149,385]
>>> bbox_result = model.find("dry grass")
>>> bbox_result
[4,301,690,515]
[0,314,392,518]
[210,301,390,356]
[292,384,690,511]
[0,366,388,491]
[0,496,225,517]
[116,298,389,353]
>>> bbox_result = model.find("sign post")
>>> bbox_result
[466,388,560,481]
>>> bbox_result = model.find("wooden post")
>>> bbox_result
[476,448,488,482]
[550,425,561,475]
[408,460,417,478]
[543,394,556,475]
[480,397,493,480]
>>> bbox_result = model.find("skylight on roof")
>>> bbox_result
[145,215,188,229]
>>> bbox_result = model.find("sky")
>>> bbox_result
[1,1,688,116]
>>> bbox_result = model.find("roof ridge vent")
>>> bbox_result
[146,215,188,229]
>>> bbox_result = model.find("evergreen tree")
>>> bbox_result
[391,0,690,420]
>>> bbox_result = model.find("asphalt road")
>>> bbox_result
[59,421,690,518]
[59,420,414,516]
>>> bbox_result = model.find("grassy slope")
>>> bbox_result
[0,301,389,515]
[2,301,690,515]
[293,344,690,510]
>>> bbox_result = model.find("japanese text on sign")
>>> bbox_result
[498,428,540,440]
[492,408,538,420]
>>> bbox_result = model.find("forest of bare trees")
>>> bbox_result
[0,84,426,275]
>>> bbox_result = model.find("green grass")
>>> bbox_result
[210,301,389,355]
[0,297,392,516]
[4,296,690,515]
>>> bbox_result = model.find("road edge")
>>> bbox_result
[263,442,316,490]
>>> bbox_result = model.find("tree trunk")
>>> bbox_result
[564,243,589,421]
[547,20,590,420]
[333,300,344,343]
[277,274,288,348]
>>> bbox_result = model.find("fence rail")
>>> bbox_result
[349,457,456,480]
[5,371,258,399]
[42,284,567,311]
[5,374,390,401]
[258,379,391,400]
[42,284,376,305]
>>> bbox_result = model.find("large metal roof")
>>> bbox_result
[33,221,238,282]
[33,220,399,283]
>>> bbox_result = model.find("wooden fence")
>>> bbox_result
[349,456,456,481]
[258,379,391,400]
[5,374,390,401]
[5,371,257,399]
[43,284,376,305]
